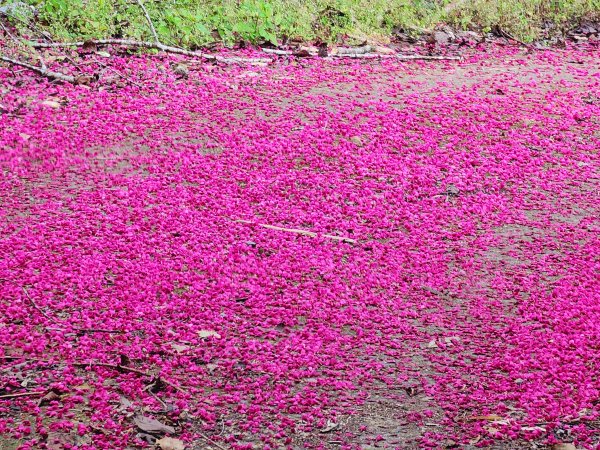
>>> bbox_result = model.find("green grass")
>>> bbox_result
[9,0,600,47]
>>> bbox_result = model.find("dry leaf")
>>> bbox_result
[19,133,31,141]
[427,339,438,348]
[41,100,61,109]
[485,426,500,435]
[157,437,186,450]
[171,343,190,353]
[350,136,363,146]
[197,330,221,339]
[119,395,133,410]
[469,435,482,445]
[319,420,339,433]
[374,45,396,55]
[133,415,175,434]
[39,390,60,406]
[96,51,111,58]
[552,444,577,450]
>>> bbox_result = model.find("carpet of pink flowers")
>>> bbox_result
[1,45,600,449]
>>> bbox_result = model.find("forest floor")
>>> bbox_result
[1,44,599,449]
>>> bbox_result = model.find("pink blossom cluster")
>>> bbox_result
[0,44,599,448]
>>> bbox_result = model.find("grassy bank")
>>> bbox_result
[8,0,600,47]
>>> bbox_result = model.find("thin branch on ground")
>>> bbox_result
[236,219,357,243]
[0,391,46,400]
[136,0,159,44]
[21,286,53,320]
[75,328,126,334]
[0,355,185,392]
[1,54,75,83]
[330,53,462,61]
[72,362,186,392]
[0,21,47,70]
[31,40,271,65]
[262,48,461,61]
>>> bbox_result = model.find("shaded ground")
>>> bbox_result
[0,45,599,449]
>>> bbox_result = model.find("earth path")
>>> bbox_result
[0,45,599,449]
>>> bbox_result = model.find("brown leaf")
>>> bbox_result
[319,420,339,433]
[469,435,482,445]
[350,136,363,146]
[171,343,190,353]
[74,75,94,85]
[39,390,60,406]
[82,40,97,52]
[318,43,328,57]
[157,437,186,450]
[133,415,175,434]
[41,100,61,109]
[197,330,221,339]
[172,63,189,77]
[374,45,396,55]
[552,444,577,450]
[485,426,500,435]
[119,395,133,410]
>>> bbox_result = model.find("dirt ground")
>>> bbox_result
[1,45,599,449]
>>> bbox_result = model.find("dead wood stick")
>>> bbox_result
[261,48,294,55]
[236,219,356,243]
[1,55,75,82]
[496,27,532,49]
[73,362,186,392]
[30,40,271,65]
[0,22,47,70]
[330,53,461,61]
[73,362,149,376]
[0,391,45,400]
[75,328,126,334]
[0,357,182,391]
[136,0,159,44]
[396,54,462,61]
[261,48,462,61]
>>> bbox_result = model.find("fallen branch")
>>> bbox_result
[330,53,461,61]
[75,328,126,334]
[73,361,149,376]
[495,26,532,49]
[236,219,357,243]
[261,48,461,61]
[136,0,159,44]
[73,362,187,392]
[261,48,293,55]
[31,40,271,65]
[1,54,75,83]
[0,355,186,392]
[0,391,45,400]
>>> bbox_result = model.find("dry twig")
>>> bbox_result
[136,0,159,44]
[0,391,45,400]
[31,39,270,65]
[236,219,357,243]
[1,54,75,82]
